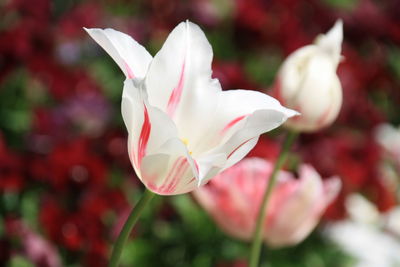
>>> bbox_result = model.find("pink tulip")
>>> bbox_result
[193,158,341,247]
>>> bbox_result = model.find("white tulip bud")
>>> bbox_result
[273,20,343,132]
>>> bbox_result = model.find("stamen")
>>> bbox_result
[181,138,192,155]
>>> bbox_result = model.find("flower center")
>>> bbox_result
[181,138,193,155]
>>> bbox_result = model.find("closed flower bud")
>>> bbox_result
[273,20,343,132]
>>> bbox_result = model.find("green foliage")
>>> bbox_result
[8,256,34,267]
[322,0,359,10]
[244,49,283,87]
[20,190,41,230]
[208,28,238,60]
[117,194,353,267]
[87,57,125,103]
[0,70,32,149]
[264,232,355,267]
[388,47,400,82]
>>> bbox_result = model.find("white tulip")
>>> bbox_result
[85,21,297,195]
[273,20,343,132]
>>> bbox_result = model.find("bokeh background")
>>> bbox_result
[1,0,400,266]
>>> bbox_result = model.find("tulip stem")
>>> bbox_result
[109,188,155,267]
[249,131,298,267]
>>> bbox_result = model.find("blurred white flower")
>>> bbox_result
[345,194,381,225]
[272,20,343,132]
[325,194,400,267]
[384,207,400,238]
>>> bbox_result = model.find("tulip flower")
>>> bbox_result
[85,21,297,195]
[272,20,343,132]
[325,194,400,267]
[193,158,341,247]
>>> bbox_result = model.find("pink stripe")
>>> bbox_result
[166,61,186,116]
[193,160,199,173]
[186,177,197,185]
[165,158,187,193]
[227,138,253,159]
[150,157,188,194]
[137,104,151,167]
[221,115,248,134]
[160,157,182,190]
[160,157,183,191]
[184,161,199,186]
[123,61,135,79]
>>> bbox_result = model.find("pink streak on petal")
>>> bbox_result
[162,157,183,189]
[227,138,253,159]
[187,177,196,185]
[149,157,189,194]
[194,160,199,173]
[265,181,299,227]
[166,61,186,116]
[221,115,248,134]
[123,61,135,79]
[137,104,151,167]
[164,158,188,193]
[147,182,159,192]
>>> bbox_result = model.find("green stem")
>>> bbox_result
[248,131,298,267]
[109,188,155,267]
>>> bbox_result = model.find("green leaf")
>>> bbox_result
[244,49,283,87]
[8,255,35,267]
[21,190,40,230]
[120,239,153,266]
[322,0,359,10]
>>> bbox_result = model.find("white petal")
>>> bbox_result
[122,80,180,169]
[288,55,342,130]
[197,90,298,174]
[140,138,199,195]
[84,28,152,79]
[315,20,343,66]
[145,21,217,116]
[121,80,199,193]
[195,152,227,185]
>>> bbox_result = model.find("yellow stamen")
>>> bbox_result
[182,138,189,146]
[181,138,192,155]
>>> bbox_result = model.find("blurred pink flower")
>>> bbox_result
[85,21,297,195]
[7,220,61,267]
[193,158,341,247]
